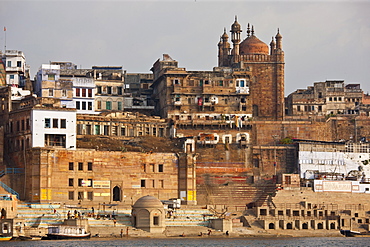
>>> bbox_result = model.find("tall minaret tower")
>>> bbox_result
[218,28,231,67]
[230,16,241,64]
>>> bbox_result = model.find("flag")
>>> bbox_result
[3,27,6,32]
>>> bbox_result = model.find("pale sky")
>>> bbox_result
[1,0,369,95]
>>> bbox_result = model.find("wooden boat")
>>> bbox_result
[340,229,370,237]
[45,225,90,240]
[0,236,12,241]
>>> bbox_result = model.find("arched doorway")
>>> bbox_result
[302,223,308,229]
[269,223,275,229]
[286,223,293,229]
[112,186,121,201]
[317,223,323,229]
[330,223,335,229]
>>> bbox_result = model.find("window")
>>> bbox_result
[53,118,58,128]
[117,102,122,110]
[49,89,53,96]
[68,191,74,200]
[17,61,22,67]
[107,86,112,94]
[159,180,164,188]
[88,89,93,97]
[76,88,80,97]
[82,89,86,97]
[77,179,84,187]
[173,79,180,85]
[141,180,146,188]
[97,101,101,110]
[69,162,74,170]
[9,75,14,79]
[158,164,164,172]
[88,162,93,171]
[82,101,86,110]
[104,125,109,135]
[48,74,55,81]
[219,80,223,86]
[78,162,83,171]
[76,101,80,110]
[61,119,66,129]
[106,101,111,110]
[297,106,301,111]
[7,61,11,67]
[45,118,51,128]
[69,178,74,187]
[62,89,67,97]
[78,191,84,200]
[153,216,159,225]
[121,127,126,136]
[88,102,92,110]
[116,87,122,95]
[87,192,93,200]
[150,164,155,172]
[97,86,102,94]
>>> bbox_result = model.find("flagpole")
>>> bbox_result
[4,27,6,51]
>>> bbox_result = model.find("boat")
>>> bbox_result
[340,229,370,237]
[45,225,91,240]
[0,236,12,241]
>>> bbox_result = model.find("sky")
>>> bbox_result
[1,0,369,95]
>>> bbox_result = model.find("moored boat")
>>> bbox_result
[0,236,12,241]
[45,225,90,240]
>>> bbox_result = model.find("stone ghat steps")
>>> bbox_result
[16,203,132,228]
[165,209,218,227]
[197,184,276,206]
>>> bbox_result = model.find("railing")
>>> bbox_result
[0,181,19,199]
[0,168,24,178]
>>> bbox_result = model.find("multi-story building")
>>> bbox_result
[124,73,154,115]
[34,64,74,108]
[72,77,95,114]
[2,50,29,88]
[93,66,125,112]
[285,80,364,116]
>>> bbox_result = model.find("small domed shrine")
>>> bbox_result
[131,195,165,233]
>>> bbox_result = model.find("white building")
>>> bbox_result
[3,50,28,87]
[72,77,96,114]
[31,107,76,149]
[298,142,370,181]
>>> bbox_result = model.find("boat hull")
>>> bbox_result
[0,236,12,241]
[45,233,91,240]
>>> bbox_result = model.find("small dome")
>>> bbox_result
[239,35,269,55]
[231,17,241,32]
[222,31,229,40]
[133,195,163,208]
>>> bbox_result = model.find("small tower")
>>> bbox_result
[218,28,231,67]
[275,28,282,50]
[270,36,276,55]
[230,16,242,64]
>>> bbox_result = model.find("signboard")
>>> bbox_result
[93,181,110,189]
[322,181,352,192]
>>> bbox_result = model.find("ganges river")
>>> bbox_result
[2,237,370,247]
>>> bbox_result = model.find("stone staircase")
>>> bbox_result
[165,207,218,227]
[16,203,64,228]
[197,183,277,207]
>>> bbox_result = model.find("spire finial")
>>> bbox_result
[235,15,237,21]
[251,25,255,36]
[247,23,250,37]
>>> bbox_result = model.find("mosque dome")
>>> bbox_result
[239,35,269,55]
[133,195,163,208]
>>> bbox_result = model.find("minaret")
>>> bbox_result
[270,36,276,55]
[275,28,282,50]
[230,16,241,64]
[218,28,230,67]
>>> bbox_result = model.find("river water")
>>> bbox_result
[2,237,370,247]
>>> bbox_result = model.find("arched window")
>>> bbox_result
[302,223,308,229]
[113,186,121,201]
[286,223,293,229]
